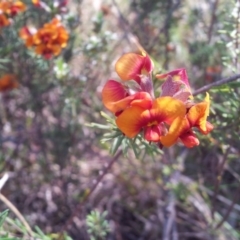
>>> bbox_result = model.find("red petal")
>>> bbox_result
[102,80,127,112]
[180,129,200,148]
[144,124,162,142]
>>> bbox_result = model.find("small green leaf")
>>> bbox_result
[0,209,9,228]
[110,135,124,155]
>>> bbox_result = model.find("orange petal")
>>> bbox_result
[130,92,152,109]
[102,80,127,113]
[160,116,188,147]
[115,53,146,82]
[188,92,210,133]
[116,106,147,138]
[152,97,186,124]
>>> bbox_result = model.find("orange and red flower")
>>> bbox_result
[0,74,18,92]
[0,0,26,29]
[102,52,214,148]
[116,97,186,143]
[160,93,213,148]
[20,18,69,59]
[0,1,26,17]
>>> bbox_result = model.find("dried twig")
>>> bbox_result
[180,175,240,213]
[161,149,179,240]
[0,193,33,237]
[111,0,145,52]
[193,73,240,95]
[214,183,240,229]
[162,178,179,240]
[211,147,231,219]
[207,0,219,43]
[61,150,122,234]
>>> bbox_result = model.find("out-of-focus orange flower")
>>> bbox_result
[0,1,26,17]
[0,74,18,92]
[20,18,69,59]
[32,0,41,7]
[0,0,26,29]
[206,65,222,82]
[0,13,10,28]
[19,27,35,47]
[0,2,8,12]
[6,1,26,17]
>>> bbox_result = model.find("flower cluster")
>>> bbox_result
[102,52,214,148]
[20,18,69,59]
[0,0,26,28]
[0,74,18,92]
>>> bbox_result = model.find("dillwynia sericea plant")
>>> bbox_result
[101,51,214,153]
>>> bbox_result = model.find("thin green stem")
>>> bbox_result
[61,150,122,234]
[193,73,240,95]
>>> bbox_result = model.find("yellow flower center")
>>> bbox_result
[147,120,158,127]
[173,75,181,81]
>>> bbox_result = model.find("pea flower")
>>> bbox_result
[4,1,26,17]
[116,97,186,143]
[158,70,214,147]
[0,0,26,29]
[102,52,214,148]
[20,18,69,59]
[102,52,155,116]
